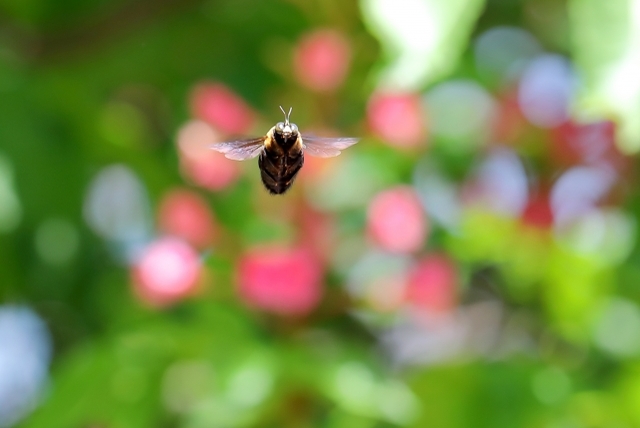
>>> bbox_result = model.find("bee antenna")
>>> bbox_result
[279,105,292,125]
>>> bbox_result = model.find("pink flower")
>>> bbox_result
[367,92,426,148]
[405,254,458,313]
[293,29,351,92]
[180,153,241,191]
[176,120,241,191]
[367,186,428,253]
[190,82,255,135]
[238,246,323,316]
[132,238,202,306]
[158,188,218,249]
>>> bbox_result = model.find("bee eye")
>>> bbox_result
[292,124,298,133]
[276,122,284,130]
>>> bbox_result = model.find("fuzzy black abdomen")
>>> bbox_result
[258,150,304,194]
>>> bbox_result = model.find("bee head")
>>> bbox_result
[276,106,298,138]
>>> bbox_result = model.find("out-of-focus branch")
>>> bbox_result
[8,0,206,63]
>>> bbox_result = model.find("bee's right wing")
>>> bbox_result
[301,136,359,158]
[210,137,266,161]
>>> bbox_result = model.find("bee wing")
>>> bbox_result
[210,137,266,161]
[301,135,359,158]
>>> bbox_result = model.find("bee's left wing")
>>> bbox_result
[210,137,266,161]
[301,136,359,158]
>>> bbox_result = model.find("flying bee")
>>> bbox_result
[210,107,359,194]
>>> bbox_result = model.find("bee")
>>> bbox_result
[210,107,359,194]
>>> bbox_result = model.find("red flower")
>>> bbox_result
[521,192,554,229]
[190,82,255,135]
[132,238,202,306]
[238,246,323,316]
[294,29,351,92]
[405,254,458,313]
[367,186,428,253]
[158,188,218,249]
[367,92,426,148]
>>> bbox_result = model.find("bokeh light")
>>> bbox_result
[347,251,411,312]
[550,165,615,229]
[531,366,571,405]
[550,119,618,166]
[462,148,529,217]
[237,246,323,316]
[594,298,640,358]
[424,80,497,151]
[157,188,218,249]
[555,208,635,267]
[405,253,458,314]
[328,361,420,424]
[474,26,542,85]
[293,29,351,92]
[99,100,153,149]
[189,83,255,135]
[225,362,274,409]
[381,300,504,367]
[0,154,21,233]
[0,306,51,427]
[176,120,241,191]
[162,360,214,414]
[132,238,202,306]
[518,54,576,128]
[413,158,461,232]
[521,192,554,229]
[84,164,152,262]
[367,92,426,148]
[367,186,428,253]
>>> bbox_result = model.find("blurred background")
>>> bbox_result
[1,0,640,426]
